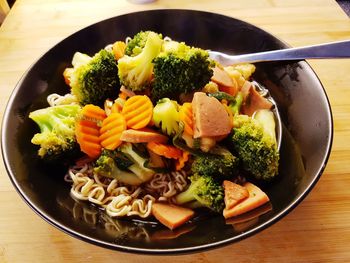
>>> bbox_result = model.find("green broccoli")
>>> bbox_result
[125,30,163,56]
[229,113,279,181]
[207,91,236,103]
[152,98,180,136]
[208,91,243,115]
[94,150,144,186]
[191,147,239,179]
[228,91,243,115]
[174,173,224,213]
[69,49,120,106]
[151,40,214,101]
[118,31,163,91]
[29,104,82,162]
[93,144,155,185]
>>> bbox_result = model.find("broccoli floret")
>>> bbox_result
[118,31,163,91]
[175,173,224,213]
[191,147,239,179]
[229,114,279,181]
[69,49,120,107]
[94,144,155,185]
[151,40,214,101]
[125,31,163,56]
[29,104,82,162]
[152,98,180,136]
[94,150,144,186]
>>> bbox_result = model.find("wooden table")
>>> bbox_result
[1,0,349,262]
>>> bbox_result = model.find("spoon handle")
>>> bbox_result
[209,40,350,65]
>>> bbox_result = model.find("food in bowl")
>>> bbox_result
[28,30,279,230]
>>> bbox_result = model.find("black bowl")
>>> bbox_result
[1,9,333,254]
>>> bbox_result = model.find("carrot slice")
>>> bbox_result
[120,128,168,144]
[152,203,194,230]
[75,105,106,158]
[223,182,270,219]
[112,41,126,60]
[99,112,126,150]
[175,151,190,171]
[179,102,194,136]
[121,95,153,129]
[75,121,101,158]
[147,142,182,159]
[223,180,249,210]
[81,104,106,122]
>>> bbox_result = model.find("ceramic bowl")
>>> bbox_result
[1,9,333,254]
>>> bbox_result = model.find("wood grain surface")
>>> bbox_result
[0,0,350,262]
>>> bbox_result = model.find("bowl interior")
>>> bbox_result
[1,9,333,253]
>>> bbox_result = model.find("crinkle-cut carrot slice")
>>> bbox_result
[75,105,106,158]
[75,120,101,159]
[179,102,194,136]
[147,142,182,159]
[175,151,190,171]
[99,112,126,150]
[81,104,107,122]
[122,95,153,129]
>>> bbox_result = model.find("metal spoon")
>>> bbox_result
[208,39,350,66]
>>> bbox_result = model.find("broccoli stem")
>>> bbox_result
[229,91,243,115]
[175,180,201,204]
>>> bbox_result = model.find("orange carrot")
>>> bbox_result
[118,92,128,100]
[75,105,106,158]
[99,112,126,150]
[121,95,153,129]
[179,102,194,136]
[175,151,190,171]
[147,142,182,159]
[112,41,126,60]
[152,203,194,230]
[223,182,270,219]
[63,68,74,86]
[120,128,168,144]
[81,104,106,123]
[75,120,101,158]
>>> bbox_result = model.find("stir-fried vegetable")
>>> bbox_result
[29,30,280,230]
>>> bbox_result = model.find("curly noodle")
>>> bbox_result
[66,163,189,219]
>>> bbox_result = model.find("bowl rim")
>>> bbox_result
[1,9,334,254]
